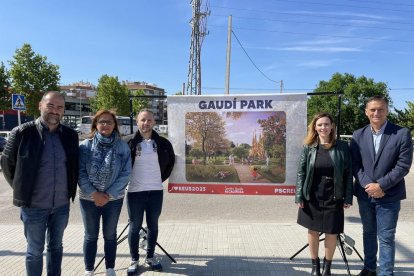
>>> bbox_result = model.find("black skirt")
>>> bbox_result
[297,145,344,234]
[297,195,344,234]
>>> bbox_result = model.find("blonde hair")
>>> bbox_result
[304,112,336,149]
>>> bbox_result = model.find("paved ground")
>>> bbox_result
[233,164,272,183]
[0,167,413,275]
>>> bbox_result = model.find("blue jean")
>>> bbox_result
[357,198,400,276]
[79,198,124,271]
[127,190,163,260]
[20,203,70,276]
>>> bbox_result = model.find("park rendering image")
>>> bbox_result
[185,111,286,184]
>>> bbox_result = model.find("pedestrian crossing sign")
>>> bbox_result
[12,94,26,111]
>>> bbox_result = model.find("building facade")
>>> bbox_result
[124,81,167,125]
[60,82,95,128]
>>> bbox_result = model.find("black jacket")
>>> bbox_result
[295,140,353,205]
[127,130,175,182]
[0,119,79,207]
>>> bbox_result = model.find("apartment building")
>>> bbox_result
[124,81,167,125]
[60,82,95,128]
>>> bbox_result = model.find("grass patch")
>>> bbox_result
[257,166,285,183]
[186,165,240,182]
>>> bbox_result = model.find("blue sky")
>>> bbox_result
[224,112,279,145]
[1,0,413,110]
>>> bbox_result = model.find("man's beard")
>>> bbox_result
[141,126,152,133]
[43,113,61,125]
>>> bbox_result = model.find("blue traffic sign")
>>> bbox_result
[12,94,26,111]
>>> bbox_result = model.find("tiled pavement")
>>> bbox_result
[1,221,414,275]
[1,169,414,275]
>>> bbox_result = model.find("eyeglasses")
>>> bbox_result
[97,120,114,126]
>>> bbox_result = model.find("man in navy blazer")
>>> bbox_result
[351,95,413,276]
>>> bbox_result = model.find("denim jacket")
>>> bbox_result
[295,140,353,205]
[78,135,131,200]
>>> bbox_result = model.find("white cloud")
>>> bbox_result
[297,59,351,68]
[280,46,361,53]
[244,45,361,53]
[291,10,385,21]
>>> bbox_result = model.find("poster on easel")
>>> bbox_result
[167,93,307,195]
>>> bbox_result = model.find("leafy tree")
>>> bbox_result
[0,62,11,111]
[185,141,192,155]
[186,112,228,163]
[189,148,203,158]
[130,89,150,117]
[91,75,130,115]
[394,101,414,136]
[308,73,391,135]
[232,146,249,160]
[239,143,251,150]
[9,44,60,116]
[258,112,286,167]
[258,112,286,148]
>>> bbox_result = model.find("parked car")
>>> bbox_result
[0,136,7,152]
[0,131,11,141]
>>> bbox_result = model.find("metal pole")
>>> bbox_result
[337,94,342,139]
[306,91,344,139]
[225,15,232,95]
[161,99,165,125]
[79,90,82,120]
[129,91,134,134]
[2,85,6,130]
[17,110,21,126]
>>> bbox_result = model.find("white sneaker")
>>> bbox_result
[127,260,138,275]
[145,257,162,271]
[106,268,116,276]
[84,271,94,276]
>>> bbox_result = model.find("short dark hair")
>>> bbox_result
[136,108,154,120]
[366,95,389,108]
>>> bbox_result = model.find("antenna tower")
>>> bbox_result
[186,0,209,95]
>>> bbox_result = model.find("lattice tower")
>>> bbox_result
[186,0,209,95]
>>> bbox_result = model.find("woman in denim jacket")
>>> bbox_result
[78,109,131,276]
[295,112,353,276]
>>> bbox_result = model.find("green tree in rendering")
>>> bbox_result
[308,73,391,135]
[186,112,228,164]
[91,75,130,115]
[9,43,60,116]
[258,112,286,167]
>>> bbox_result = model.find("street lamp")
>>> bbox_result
[79,89,82,120]
[2,84,7,130]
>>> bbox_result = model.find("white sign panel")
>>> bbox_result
[167,93,307,195]
[12,94,26,111]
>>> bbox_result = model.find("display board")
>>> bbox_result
[167,93,307,195]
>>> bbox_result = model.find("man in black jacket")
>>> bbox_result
[126,109,175,274]
[1,91,79,276]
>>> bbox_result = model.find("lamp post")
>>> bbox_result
[79,89,82,120]
[161,98,165,125]
[2,84,7,130]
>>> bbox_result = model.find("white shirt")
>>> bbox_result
[371,121,387,156]
[128,139,163,193]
